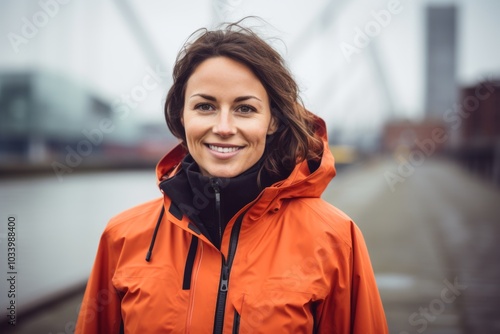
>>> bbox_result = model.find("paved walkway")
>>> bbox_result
[3,157,500,333]
[326,157,500,334]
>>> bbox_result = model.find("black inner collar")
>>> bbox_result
[160,154,283,248]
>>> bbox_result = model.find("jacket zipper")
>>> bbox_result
[210,179,222,245]
[213,209,246,334]
[233,309,241,334]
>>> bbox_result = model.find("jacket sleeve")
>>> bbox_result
[75,227,123,334]
[316,222,389,333]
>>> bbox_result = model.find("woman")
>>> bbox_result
[76,22,388,333]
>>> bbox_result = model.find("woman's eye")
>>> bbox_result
[237,105,256,113]
[195,103,215,112]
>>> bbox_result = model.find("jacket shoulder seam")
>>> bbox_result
[104,197,164,234]
[296,198,353,248]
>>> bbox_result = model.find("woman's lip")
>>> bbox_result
[206,143,242,148]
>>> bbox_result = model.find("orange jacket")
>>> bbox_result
[76,117,388,333]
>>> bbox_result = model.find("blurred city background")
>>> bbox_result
[0,0,499,333]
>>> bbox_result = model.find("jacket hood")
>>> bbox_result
[155,115,336,211]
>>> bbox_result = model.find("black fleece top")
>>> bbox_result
[159,154,284,249]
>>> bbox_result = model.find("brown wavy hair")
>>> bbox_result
[165,19,324,178]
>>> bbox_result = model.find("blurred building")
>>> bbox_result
[454,80,500,184]
[425,5,457,119]
[382,120,447,153]
[0,70,112,167]
[0,71,174,172]
[381,79,500,187]
[380,5,457,158]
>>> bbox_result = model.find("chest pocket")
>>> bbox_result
[112,265,190,332]
[232,288,316,334]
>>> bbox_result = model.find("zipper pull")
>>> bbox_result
[210,178,222,246]
[210,178,221,192]
[211,179,221,205]
[220,264,229,292]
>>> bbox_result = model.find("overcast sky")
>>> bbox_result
[1,0,499,144]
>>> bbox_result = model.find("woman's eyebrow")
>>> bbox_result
[234,95,262,102]
[189,94,262,103]
[189,93,216,101]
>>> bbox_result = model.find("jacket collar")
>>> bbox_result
[159,154,270,247]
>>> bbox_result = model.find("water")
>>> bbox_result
[0,170,160,314]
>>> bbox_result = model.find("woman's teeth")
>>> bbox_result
[208,145,239,153]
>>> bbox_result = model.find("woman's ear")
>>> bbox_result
[267,116,278,135]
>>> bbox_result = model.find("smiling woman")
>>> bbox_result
[76,19,388,334]
[182,56,276,178]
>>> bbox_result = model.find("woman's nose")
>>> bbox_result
[212,110,236,137]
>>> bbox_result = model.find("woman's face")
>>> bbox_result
[182,56,276,178]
